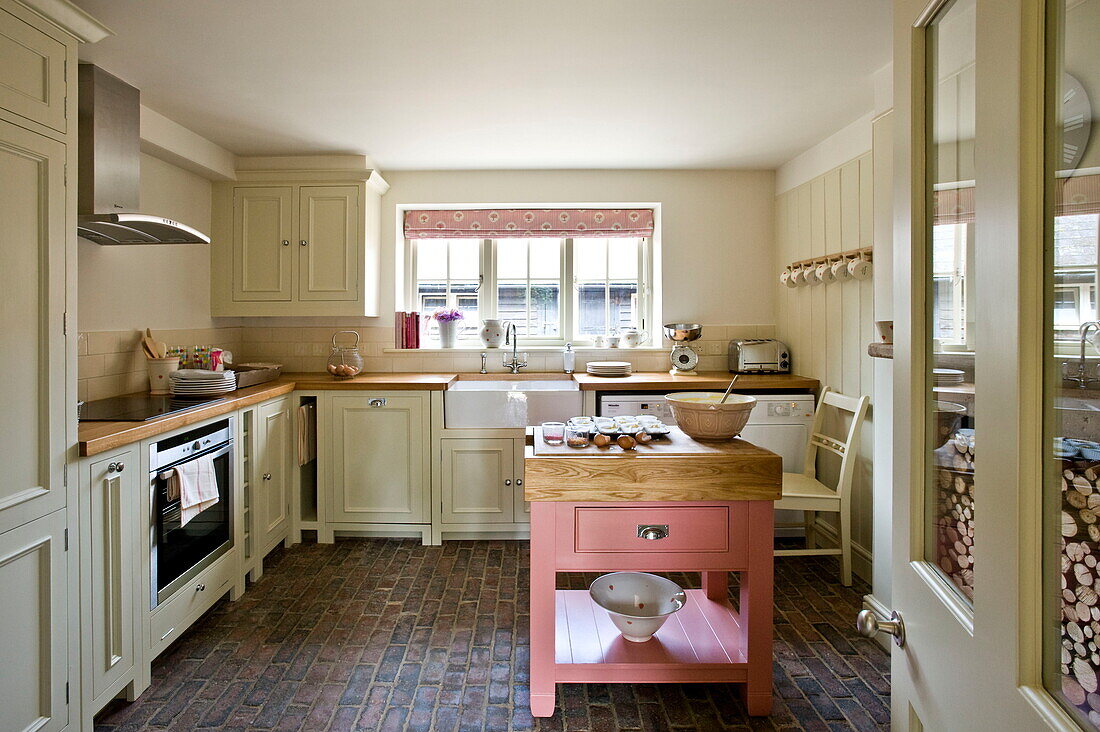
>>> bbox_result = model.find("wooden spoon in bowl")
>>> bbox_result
[719,375,740,404]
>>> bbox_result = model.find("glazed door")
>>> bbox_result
[887,0,1091,728]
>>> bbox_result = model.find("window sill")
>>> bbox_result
[383,346,668,354]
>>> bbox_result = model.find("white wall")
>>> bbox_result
[775,150,877,582]
[776,113,874,195]
[78,153,222,332]
[376,169,776,327]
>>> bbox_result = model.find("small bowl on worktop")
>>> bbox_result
[589,572,687,643]
[665,392,757,441]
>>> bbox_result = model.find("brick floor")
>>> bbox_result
[95,538,889,731]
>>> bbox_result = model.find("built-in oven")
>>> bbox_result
[149,417,234,608]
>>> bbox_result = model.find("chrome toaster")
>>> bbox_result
[728,339,790,373]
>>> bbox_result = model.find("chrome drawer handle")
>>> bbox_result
[369,398,386,407]
[637,524,669,540]
[107,462,125,473]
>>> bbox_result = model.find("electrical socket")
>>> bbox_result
[706,342,723,355]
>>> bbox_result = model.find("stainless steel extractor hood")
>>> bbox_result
[77,65,210,245]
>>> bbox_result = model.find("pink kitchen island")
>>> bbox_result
[524,427,783,717]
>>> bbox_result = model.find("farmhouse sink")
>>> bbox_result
[445,379,582,428]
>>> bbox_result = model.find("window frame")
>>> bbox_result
[405,236,654,347]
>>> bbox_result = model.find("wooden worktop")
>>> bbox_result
[523,427,782,502]
[78,372,458,457]
[570,371,818,391]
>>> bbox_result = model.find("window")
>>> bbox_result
[1052,213,1099,339]
[931,222,969,345]
[408,236,651,345]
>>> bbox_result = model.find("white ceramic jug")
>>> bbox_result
[480,319,507,348]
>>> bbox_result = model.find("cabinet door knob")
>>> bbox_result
[515,479,522,486]
[107,462,125,473]
[263,473,272,481]
[282,239,290,247]
[368,398,386,408]
[637,524,669,540]
[299,239,308,247]
[195,583,206,592]
[504,479,512,486]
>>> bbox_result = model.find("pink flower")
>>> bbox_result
[432,308,464,322]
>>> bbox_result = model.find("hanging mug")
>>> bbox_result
[848,256,873,280]
[807,263,823,286]
[832,258,853,281]
[780,269,796,288]
[815,261,835,284]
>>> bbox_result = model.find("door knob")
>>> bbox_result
[856,609,906,647]
[263,473,272,481]
[282,240,290,247]
[300,240,308,247]
[504,479,512,486]
[107,462,125,473]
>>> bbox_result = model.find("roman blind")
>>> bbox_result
[403,208,655,239]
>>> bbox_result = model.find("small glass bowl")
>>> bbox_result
[542,422,565,445]
[565,425,591,448]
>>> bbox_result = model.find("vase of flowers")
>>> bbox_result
[433,308,464,348]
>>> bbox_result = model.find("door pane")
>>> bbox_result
[924,0,976,605]
[1044,0,1100,724]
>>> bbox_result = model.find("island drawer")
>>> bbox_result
[571,504,746,558]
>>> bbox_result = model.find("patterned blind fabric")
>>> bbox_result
[933,186,975,225]
[403,208,655,239]
[1055,173,1100,216]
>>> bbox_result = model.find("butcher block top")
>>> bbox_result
[570,371,818,391]
[78,372,458,456]
[523,427,783,503]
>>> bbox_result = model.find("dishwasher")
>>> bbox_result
[599,392,816,536]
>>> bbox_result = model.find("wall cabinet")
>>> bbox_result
[79,449,138,724]
[211,168,388,317]
[326,393,430,526]
[441,438,515,525]
[0,0,68,133]
[0,509,70,732]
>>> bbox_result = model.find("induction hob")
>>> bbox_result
[78,394,222,422]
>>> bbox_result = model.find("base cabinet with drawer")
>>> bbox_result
[324,393,431,529]
[78,448,140,726]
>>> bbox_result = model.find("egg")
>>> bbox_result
[616,435,636,450]
[593,433,612,448]
[635,431,652,444]
[327,364,339,375]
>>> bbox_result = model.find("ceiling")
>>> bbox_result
[72,0,891,171]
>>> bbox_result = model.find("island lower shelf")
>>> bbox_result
[555,589,749,682]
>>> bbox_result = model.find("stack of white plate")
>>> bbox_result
[933,368,964,386]
[169,369,237,397]
[586,361,632,377]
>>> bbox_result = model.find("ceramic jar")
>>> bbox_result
[438,320,458,348]
[480,319,507,348]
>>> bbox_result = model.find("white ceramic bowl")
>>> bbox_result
[665,392,757,441]
[589,572,687,643]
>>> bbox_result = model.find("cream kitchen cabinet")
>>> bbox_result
[211,165,389,317]
[0,509,70,732]
[324,393,431,530]
[79,449,139,726]
[0,0,71,135]
[512,441,529,523]
[254,397,293,562]
[441,438,515,525]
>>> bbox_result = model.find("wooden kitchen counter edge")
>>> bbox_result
[77,372,460,456]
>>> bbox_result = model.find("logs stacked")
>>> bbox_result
[1059,460,1100,724]
[933,434,975,601]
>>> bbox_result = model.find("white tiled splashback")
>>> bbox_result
[78,323,774,400]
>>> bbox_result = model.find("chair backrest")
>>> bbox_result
[801,386,871,503]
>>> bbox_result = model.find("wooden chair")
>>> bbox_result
[773,387,870,586]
